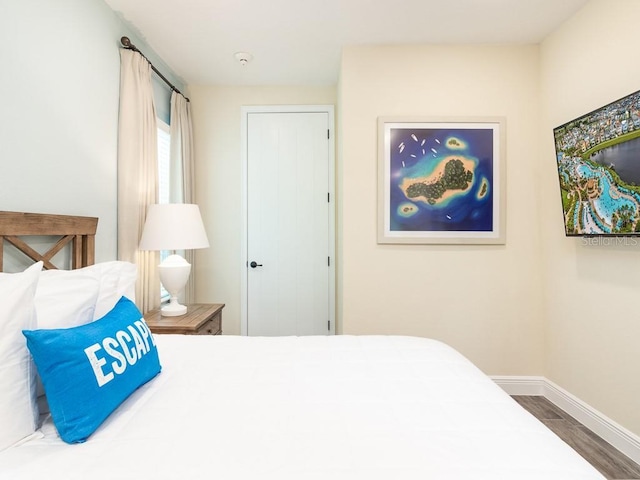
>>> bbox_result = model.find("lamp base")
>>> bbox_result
[158,254,192,317]
[160,300,188,317]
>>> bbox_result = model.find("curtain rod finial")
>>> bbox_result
[120,36,131,48]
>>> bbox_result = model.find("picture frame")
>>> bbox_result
[377,116,506,244]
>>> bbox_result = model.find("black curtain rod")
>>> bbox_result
[120,36,190,103]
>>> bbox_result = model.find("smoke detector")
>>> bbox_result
[234,52,253,66]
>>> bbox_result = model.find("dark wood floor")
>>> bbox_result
[513,396,640,479]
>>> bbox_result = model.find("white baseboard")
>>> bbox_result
[492,375,640,465]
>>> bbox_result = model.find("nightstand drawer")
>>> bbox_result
[195,311,221,335]
[144,303,224,336]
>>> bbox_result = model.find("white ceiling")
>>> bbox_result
[104,0,589,86]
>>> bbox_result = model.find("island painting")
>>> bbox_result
[378,117,506,244]
[554,89,640,236]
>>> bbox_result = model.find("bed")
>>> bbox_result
[0,211,605,479]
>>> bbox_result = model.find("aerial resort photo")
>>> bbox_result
[554,89,640,235]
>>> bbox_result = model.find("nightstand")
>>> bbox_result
[143,303,224,335]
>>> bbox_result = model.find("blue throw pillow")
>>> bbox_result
[23,296,161,444]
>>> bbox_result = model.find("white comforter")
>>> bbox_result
[0,335,603,479]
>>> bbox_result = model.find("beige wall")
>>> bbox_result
[338,45,545,375]
[190,86,337,334]
[539,0,640,435]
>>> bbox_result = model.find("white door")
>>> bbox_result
[244,107,334,336]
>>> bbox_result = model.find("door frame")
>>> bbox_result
[240,105,336,336]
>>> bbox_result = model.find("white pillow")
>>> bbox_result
[92,261,137,320]
[34,261,137,329]
[36,269,100,329]
[0,262,42,451]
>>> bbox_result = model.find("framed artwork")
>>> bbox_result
[378,116,506,244]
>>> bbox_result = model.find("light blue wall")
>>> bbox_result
[0,0,184,266]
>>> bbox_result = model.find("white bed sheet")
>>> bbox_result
[0,335,604,479]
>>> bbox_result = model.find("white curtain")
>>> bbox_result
[117,49,160,314]
[169,91,197,304]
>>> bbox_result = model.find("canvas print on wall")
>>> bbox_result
[378,117,506,244]
[554,89,640,236]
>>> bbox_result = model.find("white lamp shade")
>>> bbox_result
[139,204,209,251]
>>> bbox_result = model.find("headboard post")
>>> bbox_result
[0,212,98,271]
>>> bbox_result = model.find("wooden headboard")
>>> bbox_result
[0,211,98,271]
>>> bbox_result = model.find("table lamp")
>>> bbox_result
[139,204,209,316]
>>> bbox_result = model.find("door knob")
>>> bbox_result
[249,261,263,268]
